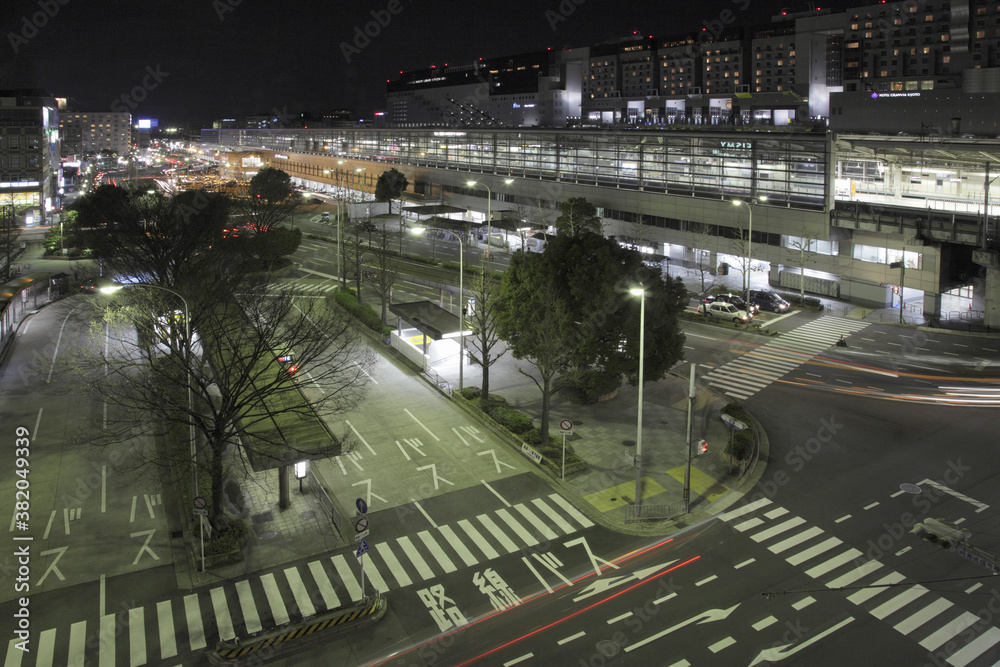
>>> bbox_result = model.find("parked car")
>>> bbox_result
[697,301,752,323]
[355,221,377,233]
[320,212,330,221]
[702,293,759,314]
[746,289,790,313]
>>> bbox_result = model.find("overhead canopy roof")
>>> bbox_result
[389,300,472,340]
[403,204,467,216]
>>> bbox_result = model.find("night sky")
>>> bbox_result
[2,0,858,127]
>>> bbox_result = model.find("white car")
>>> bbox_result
[697,301,751,323]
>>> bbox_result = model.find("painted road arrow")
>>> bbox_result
[625,604,741,654]
[572,561,679,603]
[748,616,854,666]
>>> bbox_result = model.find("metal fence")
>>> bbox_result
[625,499,687,524]
[309,469,344,542]
[426,367,452,395]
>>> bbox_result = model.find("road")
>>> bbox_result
[5,208,1000,666]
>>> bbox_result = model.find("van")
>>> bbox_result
[746,289,790,313]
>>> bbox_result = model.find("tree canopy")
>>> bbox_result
[554,197,603,237]
[374,168,409,203]
[237,167,301,233]
[495,231,686,444]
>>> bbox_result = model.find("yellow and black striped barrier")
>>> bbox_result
[212,591,385,662]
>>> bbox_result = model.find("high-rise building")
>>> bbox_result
[59,111,132,159]
[0,89,60,224]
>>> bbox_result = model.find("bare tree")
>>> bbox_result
[466,269,507,401]
[786,225,821,300]
[0,205,26,281]
[368,228,398,327]
[51,282,374,531]
[686,222,720,295]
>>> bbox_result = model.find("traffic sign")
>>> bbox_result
[560,419,573,433]
[193,508,208,516]
[354,516,369,533]
[193,496,208,510]
[355,529,370,542]
[356,497,368,515]
[356,539,369,558]
[720,414,748,431]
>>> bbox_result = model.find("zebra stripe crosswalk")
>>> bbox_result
[703,316,870,400]
[720,499,1000,665]
[4,493,594,667]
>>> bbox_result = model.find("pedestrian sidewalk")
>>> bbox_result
[448,356,762,535]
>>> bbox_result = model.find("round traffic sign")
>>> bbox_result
[356,497,368,515]
[193,496,208,510]
[560,419,573,431]
[355,516,369,533]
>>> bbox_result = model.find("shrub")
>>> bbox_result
[721,403,755,461]
[522,428,542,445]
[205,517,249,557]
[460,387,481,401]
[488,405,534,434]
[327,291,392,335]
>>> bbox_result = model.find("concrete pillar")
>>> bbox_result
[985,265,1000,329]
[279,465,290,509]
[923,292,942,322]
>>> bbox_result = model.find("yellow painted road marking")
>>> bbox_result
[583,478,668,512]
[667,466,730,502]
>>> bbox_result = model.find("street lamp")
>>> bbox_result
[101,283,197,504]
[731,196,766,300]
[629,287,646,508]
[466,179,513,264]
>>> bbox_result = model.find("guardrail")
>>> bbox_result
[309,469,344,542]
[625,499,687,524]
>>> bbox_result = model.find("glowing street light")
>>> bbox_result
[629,286,646,508]
[466,179,513,264]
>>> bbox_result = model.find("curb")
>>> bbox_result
[208,590,387,664]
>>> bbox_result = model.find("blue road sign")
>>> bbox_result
[356,539,369,558]
[356,497,368,515]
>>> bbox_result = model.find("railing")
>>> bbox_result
[739,421,761,482]
[625,499,687,524]
[309,469,344,542]
[425,367,452,395]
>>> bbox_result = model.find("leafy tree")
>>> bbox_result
[249,226,302,266]
[375,168,409,252]
[554,197,602,237]
[495,232,685,445]
[467,269,508,401]
[374,168,409,209]
[237,167,301,233]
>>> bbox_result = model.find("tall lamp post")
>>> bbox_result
[466,179,513,265]
[731,196,766,300]
[101,284,196,500]
[629,287,646,508]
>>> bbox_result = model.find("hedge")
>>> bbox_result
[205,517,249,557]
[327,290,392,335]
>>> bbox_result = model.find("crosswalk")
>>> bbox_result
[3,493,594,667]
[266,279,340,296]
[703,316,870,400]
[721,498,1000,666]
